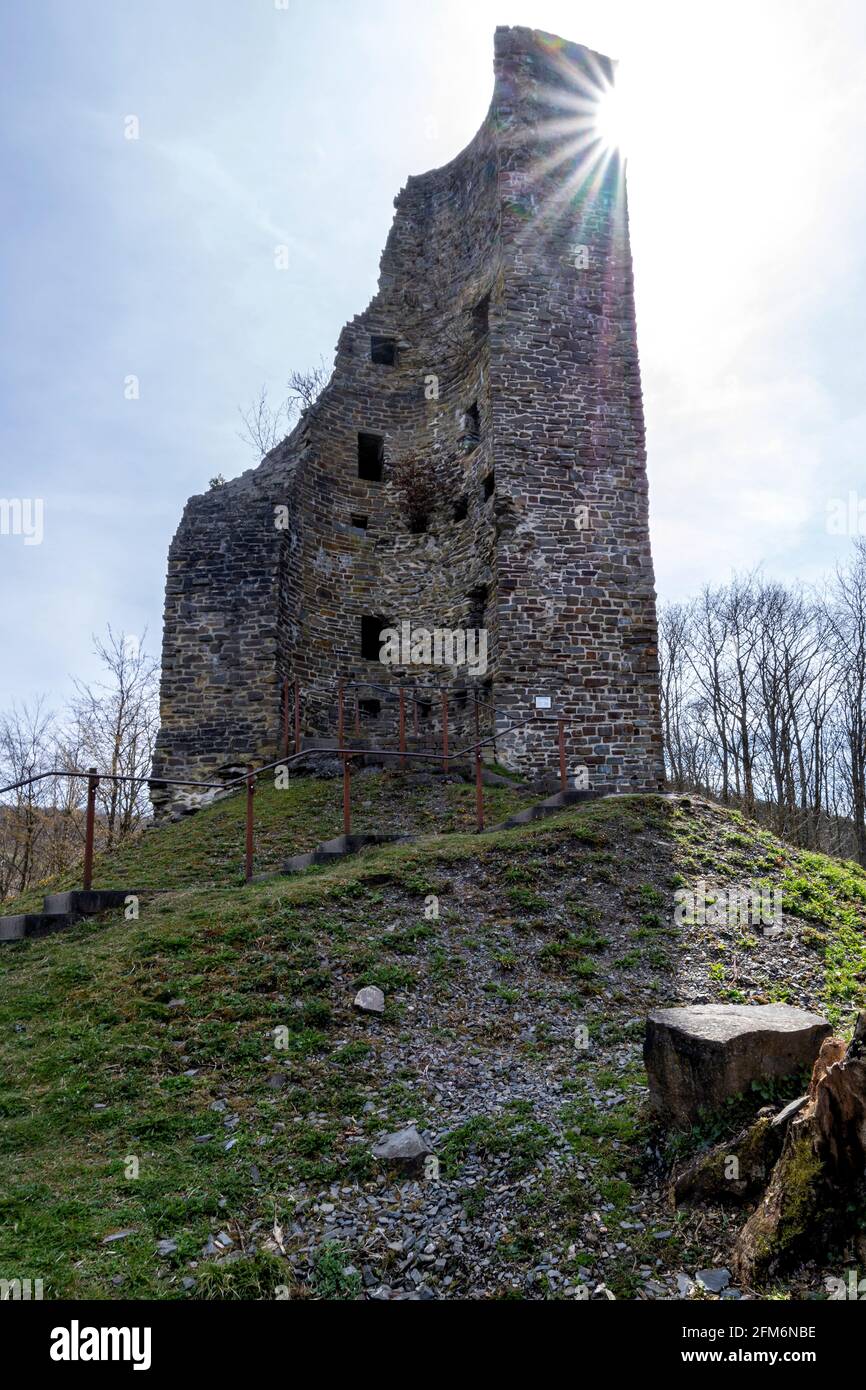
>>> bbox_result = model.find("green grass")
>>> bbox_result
[1,781,866,1299]
[439,1101,553,1179]
[3,770,537,912]
[781,853,866,1024]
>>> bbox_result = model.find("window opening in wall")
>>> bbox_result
[370,336,397,365]
[473,293,490,335]
[417,699,432,720]
[468,584,488,630]
[460,401,481,454]
[361,614,388,661]
[453,495,469,521]
[350,514,369,531]
[358,432,384,481]
[483,470,495,501]
[358,698,381,720]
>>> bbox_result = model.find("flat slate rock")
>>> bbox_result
[644,1004,831,1126]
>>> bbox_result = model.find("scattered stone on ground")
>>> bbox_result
[372,1126,433,1174]
[696,1268,731,1294]
[354,986,385,1014]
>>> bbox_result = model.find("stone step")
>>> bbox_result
[282,831,410,875]
[0,888,140,946]
[0,912,74,942]
[486,786,595,832]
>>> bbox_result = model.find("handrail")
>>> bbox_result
[0,768,229,797]
[1,688,572,893]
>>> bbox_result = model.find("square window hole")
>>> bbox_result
[483,471,495,501]
[350,514,368,531]
[370,336,397,366]
[358,432,384,481]
[361,614,388,661]
[358,698,381,720]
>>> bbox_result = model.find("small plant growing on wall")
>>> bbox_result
[391,449,442,534]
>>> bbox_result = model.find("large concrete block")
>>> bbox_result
[644,1004,831,1126]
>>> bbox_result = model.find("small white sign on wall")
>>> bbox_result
[534,695,552,710]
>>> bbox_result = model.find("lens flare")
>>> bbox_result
[595,82,627,153]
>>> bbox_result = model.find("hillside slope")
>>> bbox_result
[1,782,865,1301]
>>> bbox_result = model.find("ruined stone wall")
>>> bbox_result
[489,29,664,790]
[284,111,500,745]
[153,26,664,812]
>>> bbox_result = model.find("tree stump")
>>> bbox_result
[732,1013,866,1285]
[673,1114,785,1207]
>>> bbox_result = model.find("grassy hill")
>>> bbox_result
[2,775,865,1301]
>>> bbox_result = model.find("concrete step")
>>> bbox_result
[0,913,74,942]
[282,831,411,875]
[43,889,137,916]
[0,887,140,946]
[486,787,596,832]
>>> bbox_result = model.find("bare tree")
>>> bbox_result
[237,359,330,460]
[70,628,160,851]
[0,698,55,898]
[658,558,866,861]
[286,359,329,412]
[826,542,866,864]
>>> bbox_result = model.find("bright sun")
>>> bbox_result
[595,80,630,154]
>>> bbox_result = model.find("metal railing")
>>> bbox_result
[281,676,504,762]
[0,683,571,893]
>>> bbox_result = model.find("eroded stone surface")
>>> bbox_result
[644,1004,831,1126]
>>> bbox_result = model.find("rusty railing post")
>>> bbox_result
[399,686,406,770]
[245,764,255,884]
[294,677,301,756]
[83,766,99,891]
[413,693,419,739]
[282,677,290,758]
[338,681,345,752]
[342,754,351,835]
[558,718,567,791]
[474,696,483,830]
[441,690,449,774]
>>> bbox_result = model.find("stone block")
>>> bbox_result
[644,1004,831,1126]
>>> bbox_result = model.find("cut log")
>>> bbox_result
[733,1013,866,1286]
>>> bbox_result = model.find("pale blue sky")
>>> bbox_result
[2,0,865,712]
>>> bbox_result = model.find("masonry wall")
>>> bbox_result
[489,29,664,790]
[153,26,664,813]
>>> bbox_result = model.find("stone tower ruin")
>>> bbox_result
[152,26,665,815]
